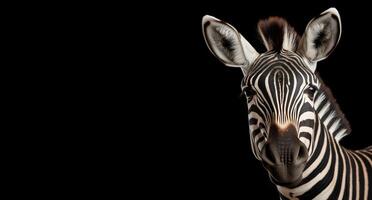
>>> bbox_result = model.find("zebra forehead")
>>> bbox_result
[245,51,316,87]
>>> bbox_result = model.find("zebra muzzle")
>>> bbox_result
[261,123,308,186]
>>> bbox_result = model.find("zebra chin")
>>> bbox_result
[262,161,306,187]
[260,123,309,187]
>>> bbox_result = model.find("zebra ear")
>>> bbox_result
[202,15,259,73]
[299,8,341,70]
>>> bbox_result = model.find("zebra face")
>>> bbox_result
[202,8,341,187]
[242,50,320,186]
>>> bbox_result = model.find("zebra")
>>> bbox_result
[202,8,372,199]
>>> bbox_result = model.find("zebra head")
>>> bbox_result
[202,8,341,187]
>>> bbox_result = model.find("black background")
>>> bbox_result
[141,1,371,199]
[13,0,372,198]
[124,0,372,199]
[86,0,372,198]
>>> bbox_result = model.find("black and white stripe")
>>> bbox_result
[202,8,371,199]
[243,50,372,199]
[243,50,318,160]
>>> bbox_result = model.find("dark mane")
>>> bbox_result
[257,17,300,51]
[316,74,352,140]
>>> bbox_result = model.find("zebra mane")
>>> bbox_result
[257,17,300,52]
[315,74,352,141]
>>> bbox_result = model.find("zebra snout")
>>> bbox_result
[262,124,308,166]
[261,124,308,186]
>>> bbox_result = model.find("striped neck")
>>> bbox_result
[313,76,351,142]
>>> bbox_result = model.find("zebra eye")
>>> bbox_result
[243,86,256,99]
[304,85,316,99]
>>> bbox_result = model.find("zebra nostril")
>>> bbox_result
[262,141,308,166]
[261,142,281,165]
[296,141,309,164]
[266,145,276,163]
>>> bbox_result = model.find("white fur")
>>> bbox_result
[305,23,325,59]
[300,7,342,67]
[334,129,347,141]
[202,15,259,71]
[257,27,270,51]
[283,26,298,51]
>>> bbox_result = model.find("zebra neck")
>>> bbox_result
[313,78,351,142]
[277,116,372,199]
